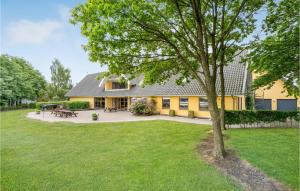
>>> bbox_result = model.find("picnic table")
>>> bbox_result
[51,108,61,115]
[52,109,78,118]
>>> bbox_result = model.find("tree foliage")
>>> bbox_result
[71,0,264,158]
[0,55,47,106]
[46,59,73,100]
[249,0,299,97]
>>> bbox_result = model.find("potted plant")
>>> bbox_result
[188,110,194,118]
[169,110,175,117]
[92,113,98,121]
[35,109,41,114]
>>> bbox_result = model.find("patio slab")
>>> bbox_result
[27,110,212,125]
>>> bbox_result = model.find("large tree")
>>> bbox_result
[71,0,264,158]
[0,55,47,106]
[249,0,299,97]
[48,59,73,100]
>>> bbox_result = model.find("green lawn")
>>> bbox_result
[1,110,239,191]
[226,128,299,190]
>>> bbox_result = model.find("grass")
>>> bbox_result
[1,110,239,191]
[226,128,299,190]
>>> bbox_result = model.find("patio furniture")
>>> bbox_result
[54,109,78,118]
[104,107,117,112]
[51,108,61,115]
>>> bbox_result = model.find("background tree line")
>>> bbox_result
[0,55,73,108]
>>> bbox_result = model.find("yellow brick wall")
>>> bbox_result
[154,96,240,118]
[253,73,300,110]
[69,97,94,109]
[69,95,242,118]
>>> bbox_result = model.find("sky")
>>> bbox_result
[1,0,266,84]
[1,0,106,84]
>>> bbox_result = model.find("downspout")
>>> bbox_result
[231,94,235,110]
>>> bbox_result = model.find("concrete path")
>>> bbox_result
[27,110,212,125]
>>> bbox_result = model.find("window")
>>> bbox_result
[199,97,209,110]
[179,97,188,110]
[112,97,128,110]
[94,97,105,109]
[162,97,170,109]
[112,82,128,89]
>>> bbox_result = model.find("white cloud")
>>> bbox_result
[6,20,63,45]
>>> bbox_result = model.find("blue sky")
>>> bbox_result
[1,0,266,84]
[1,0,105,84]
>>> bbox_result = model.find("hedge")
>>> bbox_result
[0,103,36,111]
[225,110,300,128]
[36,101,89,110]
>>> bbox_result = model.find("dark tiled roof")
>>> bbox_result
[66,55,248,97]
[65,73,103,97]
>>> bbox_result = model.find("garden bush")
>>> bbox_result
[224,110,300,128]
[67,101,89,110]
[129,100,155,116]
[36,101,89,110]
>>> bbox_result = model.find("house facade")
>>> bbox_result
[253,73,300,111]
[66,55,298,118]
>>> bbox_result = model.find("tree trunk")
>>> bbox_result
[207,87,226,158]
[220,64,226,130]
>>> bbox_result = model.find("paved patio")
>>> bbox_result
[27,110,212,125]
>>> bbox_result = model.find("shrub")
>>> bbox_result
[245,94,254,110]
[36,101,89,110]
[28,102,36,109]
[224,110,300,128]
[188,110,194,118]
[169,110,175,117]
[67,101,89,110]
[129,100,155,116]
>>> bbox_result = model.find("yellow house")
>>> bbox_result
[66,56,298,118]
[253,73,299,111]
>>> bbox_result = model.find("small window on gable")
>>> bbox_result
[179,97,188,110]
[199,97,209,110]
[112,82,128,89]
[162,97,170,109]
